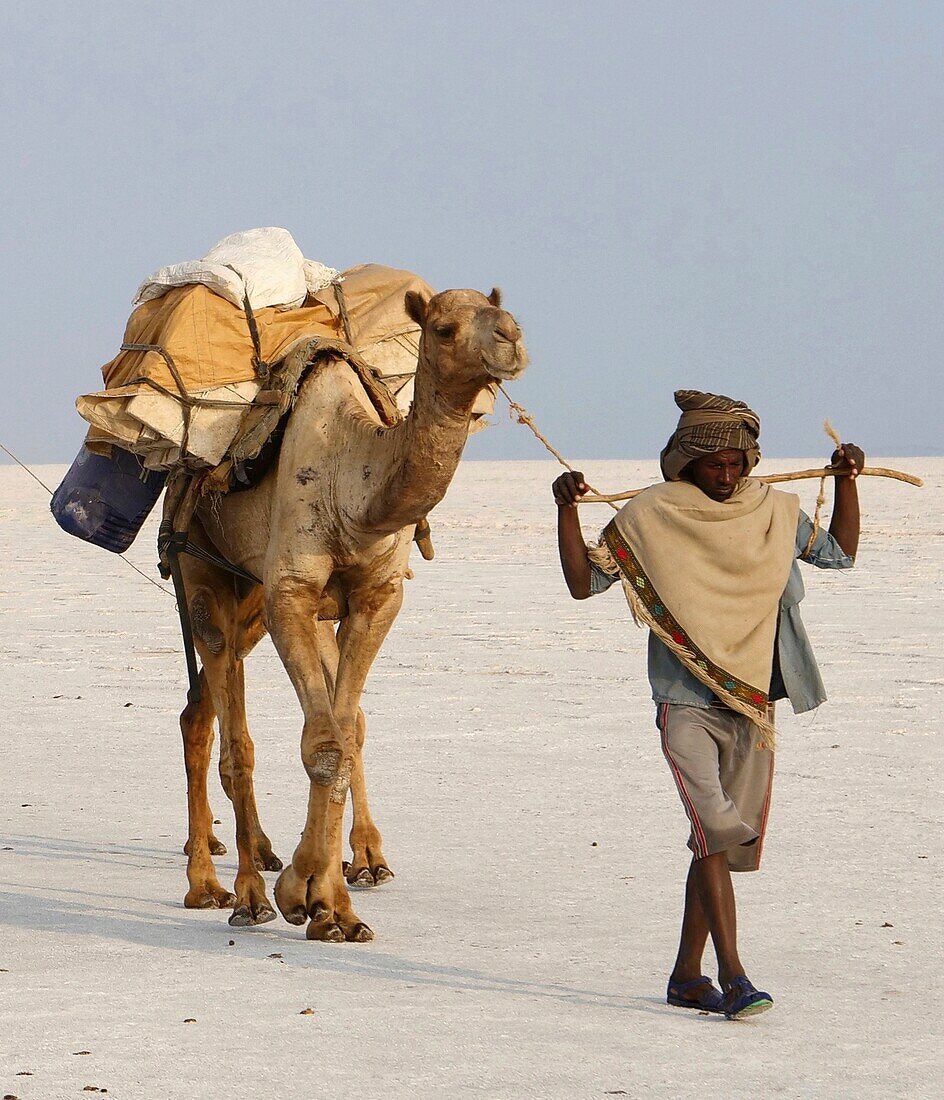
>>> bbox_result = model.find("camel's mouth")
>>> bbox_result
[482,340,529,381]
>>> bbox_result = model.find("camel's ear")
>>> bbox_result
[404,290,429,327]
[488,287,502,309]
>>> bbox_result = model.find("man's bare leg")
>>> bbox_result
[669,861,709,994]
[671,854,746,995]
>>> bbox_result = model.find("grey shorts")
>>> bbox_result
[656,702,775,872]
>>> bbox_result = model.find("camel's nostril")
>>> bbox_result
[493,322,520,344]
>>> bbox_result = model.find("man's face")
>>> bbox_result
[688,449,747,502]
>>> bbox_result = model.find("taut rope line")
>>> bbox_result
[0,440,174,598]
[0,441,55,495]
[496,383,619,513]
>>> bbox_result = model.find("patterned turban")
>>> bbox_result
[660,390,761,482]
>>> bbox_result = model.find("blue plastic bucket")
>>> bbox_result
[50,445,167,554]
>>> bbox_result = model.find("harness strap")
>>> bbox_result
[241,290,269,381]
[157,522,261,705]
[164,538,203,706]
[172,534,261,585]
[334,282,355,345]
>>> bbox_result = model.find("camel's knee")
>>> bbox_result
[230,738,256,787]
[180,683,214,761]
[302,739,342,784]
[190,588,227,656]
[180,700,207,744]
[219,733,255,792]
[302,739,353,805]
[218,747,236,800]
[236,598,267,660]
[219,772,235,802]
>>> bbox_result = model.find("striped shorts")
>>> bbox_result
[656,702,775,873]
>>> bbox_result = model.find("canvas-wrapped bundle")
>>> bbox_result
[53,228,497,551]
[77,257,443,470]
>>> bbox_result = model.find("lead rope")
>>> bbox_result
[496,383,619,513]
[804,419,843,558]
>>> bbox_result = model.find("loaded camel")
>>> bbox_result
[175,288,527,941]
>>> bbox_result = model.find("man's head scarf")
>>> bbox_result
[660,390,761,482]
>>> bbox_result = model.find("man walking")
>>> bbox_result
[553,390,862,1019]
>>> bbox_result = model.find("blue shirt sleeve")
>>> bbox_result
[589,561,620,595]
[796,510,854,569]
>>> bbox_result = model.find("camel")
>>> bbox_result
[175,287,528,941]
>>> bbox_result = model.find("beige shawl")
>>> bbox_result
[593,479,799,745]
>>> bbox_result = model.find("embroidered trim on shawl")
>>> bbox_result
[602,520,770,718]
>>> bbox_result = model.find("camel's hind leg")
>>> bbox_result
[224,585,282,875]
[178,564,279,924]
[347,709,394,887]
[315,622,393,888]
[181,673,236,909]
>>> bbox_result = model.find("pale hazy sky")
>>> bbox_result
[1,1,941,465]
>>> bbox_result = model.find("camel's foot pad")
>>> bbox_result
[185,884,236,910]
[342,861,395,888]
[229,902,278,927]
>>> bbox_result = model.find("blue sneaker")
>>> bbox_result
[723,976,774,1019]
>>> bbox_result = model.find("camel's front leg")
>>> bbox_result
[268,578,370,942]
[270,576,402,942]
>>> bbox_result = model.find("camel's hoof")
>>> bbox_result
[184,887,236,910]
[348,868,375,888]
[347,864,394,888]
[183,837,228,857]
[229,903,277,927]
[255,852,284,873]
[307,921,346,943]
[274,868,309,924]
[347,922,374,943]
[308,901,331,923]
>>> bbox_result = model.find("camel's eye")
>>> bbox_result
[433,322,456,339]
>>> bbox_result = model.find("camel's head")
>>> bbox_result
[405,287,528,387]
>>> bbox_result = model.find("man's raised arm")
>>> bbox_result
[553,471,593,599]
[828,443,864,560]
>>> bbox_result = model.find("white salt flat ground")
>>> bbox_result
[0,458,941,1100]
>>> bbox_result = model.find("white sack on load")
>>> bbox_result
[134,227,340,312]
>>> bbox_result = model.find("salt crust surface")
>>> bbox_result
[1,459,941,1099]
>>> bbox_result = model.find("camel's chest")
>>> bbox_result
[315,532,409,622]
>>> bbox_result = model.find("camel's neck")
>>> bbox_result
[363,354,481,535]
